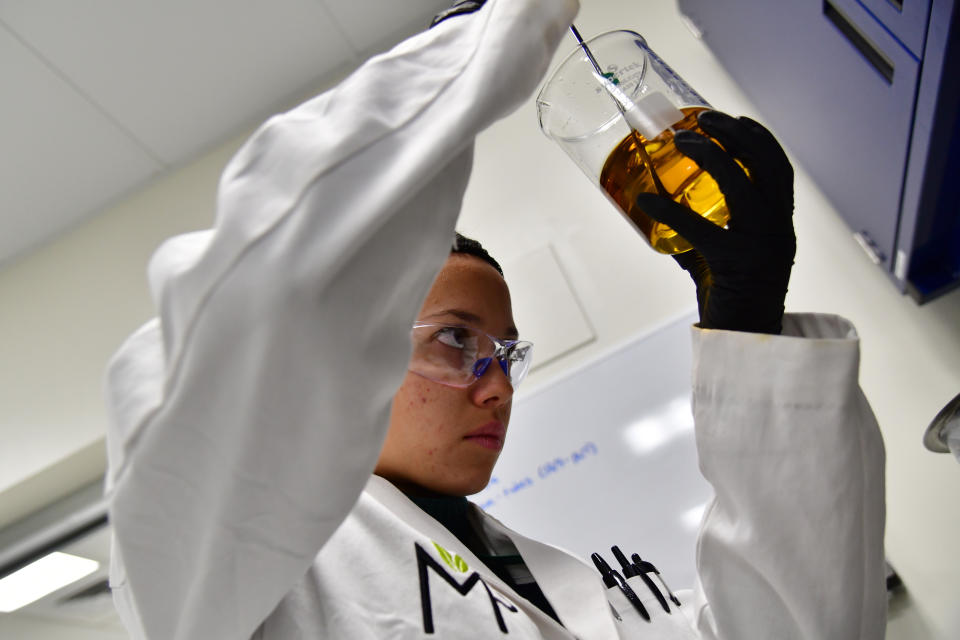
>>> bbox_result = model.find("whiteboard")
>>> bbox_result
[475,311,712,590]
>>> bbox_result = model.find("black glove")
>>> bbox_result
[635,111,796,334]
[430,1,487,28]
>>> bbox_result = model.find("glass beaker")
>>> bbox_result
[537,30,729,254]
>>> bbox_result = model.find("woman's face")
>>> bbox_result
[376,254,517,497]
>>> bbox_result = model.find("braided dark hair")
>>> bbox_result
[451,232,503,275]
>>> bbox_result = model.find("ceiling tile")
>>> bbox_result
[321,0,449,54]
[0,0,356,165]
[0,27,162,266]
[504,244,596,369]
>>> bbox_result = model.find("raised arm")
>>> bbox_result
[638,112,886,638]
[104,2,578,638]
[688,315,886,639]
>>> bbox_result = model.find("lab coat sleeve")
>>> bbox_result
[103,2,579,639]
[688,313,887,640]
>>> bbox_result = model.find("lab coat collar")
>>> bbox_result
[477,508,623,639]
[364,475,619,640]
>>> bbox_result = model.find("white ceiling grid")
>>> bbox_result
[0,0,448,267]
[0,25,162,266]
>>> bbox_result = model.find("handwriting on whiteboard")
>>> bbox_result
[479,442,598,510]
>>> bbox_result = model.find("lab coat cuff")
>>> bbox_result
[689,312,862,407]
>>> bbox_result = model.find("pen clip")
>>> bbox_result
[591,552,617,589]
[610,568,650,622]
[614,546,669,613]
[631,553,682,607]
[593,551,651,622]
[611,545,639,578]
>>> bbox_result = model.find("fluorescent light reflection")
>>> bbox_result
[0,551,99,613]
[681,502,709,531]
[622,397,695,455]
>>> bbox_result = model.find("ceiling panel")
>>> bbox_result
[0,26,162,266]
[0,0,355,165]
[321,0,449,54]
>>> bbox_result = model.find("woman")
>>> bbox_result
[104,0,886,638]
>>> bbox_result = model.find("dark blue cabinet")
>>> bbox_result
[679,0,960,301]
[859,0,932,56]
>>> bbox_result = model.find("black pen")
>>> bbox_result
[591,552,617,589]
[589,557,624,622]
[612,546,670,613]
[592,552,650,622]
[632,553,682,607]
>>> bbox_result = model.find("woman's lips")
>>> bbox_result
[464,421,506,451]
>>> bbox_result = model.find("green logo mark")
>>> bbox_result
[601,72,620,85]
[433,541,469,573]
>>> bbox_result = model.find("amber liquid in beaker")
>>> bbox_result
[599,106,730,254]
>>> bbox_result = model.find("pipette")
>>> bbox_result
[569,24,604,77]
[569,25,669,197]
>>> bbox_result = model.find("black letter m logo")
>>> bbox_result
[415,542,518,634]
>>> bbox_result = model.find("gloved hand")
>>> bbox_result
[635,111,796,334]
[430,0,487,28]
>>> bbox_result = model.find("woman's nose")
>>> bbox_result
[472,357,510,379]
[470,357,514,406]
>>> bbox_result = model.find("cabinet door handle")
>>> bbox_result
[823,0,895,84]
[853,231,885,265]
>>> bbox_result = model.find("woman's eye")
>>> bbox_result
[435,328,466,348]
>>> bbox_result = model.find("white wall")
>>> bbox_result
[1,0,958,637]
[0,131,246,529]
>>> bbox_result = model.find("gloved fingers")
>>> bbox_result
[672,130,760,231]
[737,117,795,222]
[696,112,790,174]
[671,250,712,318]
[672,247,704,274]
[672,249,713,288]
[635,192,725,252]
[735,116,793,177]
[696,112,795,213]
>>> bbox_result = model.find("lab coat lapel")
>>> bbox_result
[364,476,574,639]
[479,512,622,640]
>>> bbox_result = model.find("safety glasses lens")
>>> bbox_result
[506,343,533,387]
[410,325,533,388]
[410,325,478,387]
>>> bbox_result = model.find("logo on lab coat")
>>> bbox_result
[416,542,518,634]
[433,541,470,573]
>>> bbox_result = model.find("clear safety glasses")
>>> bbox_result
[410,322,534,389]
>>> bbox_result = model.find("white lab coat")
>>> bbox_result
[103,0,887,638]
